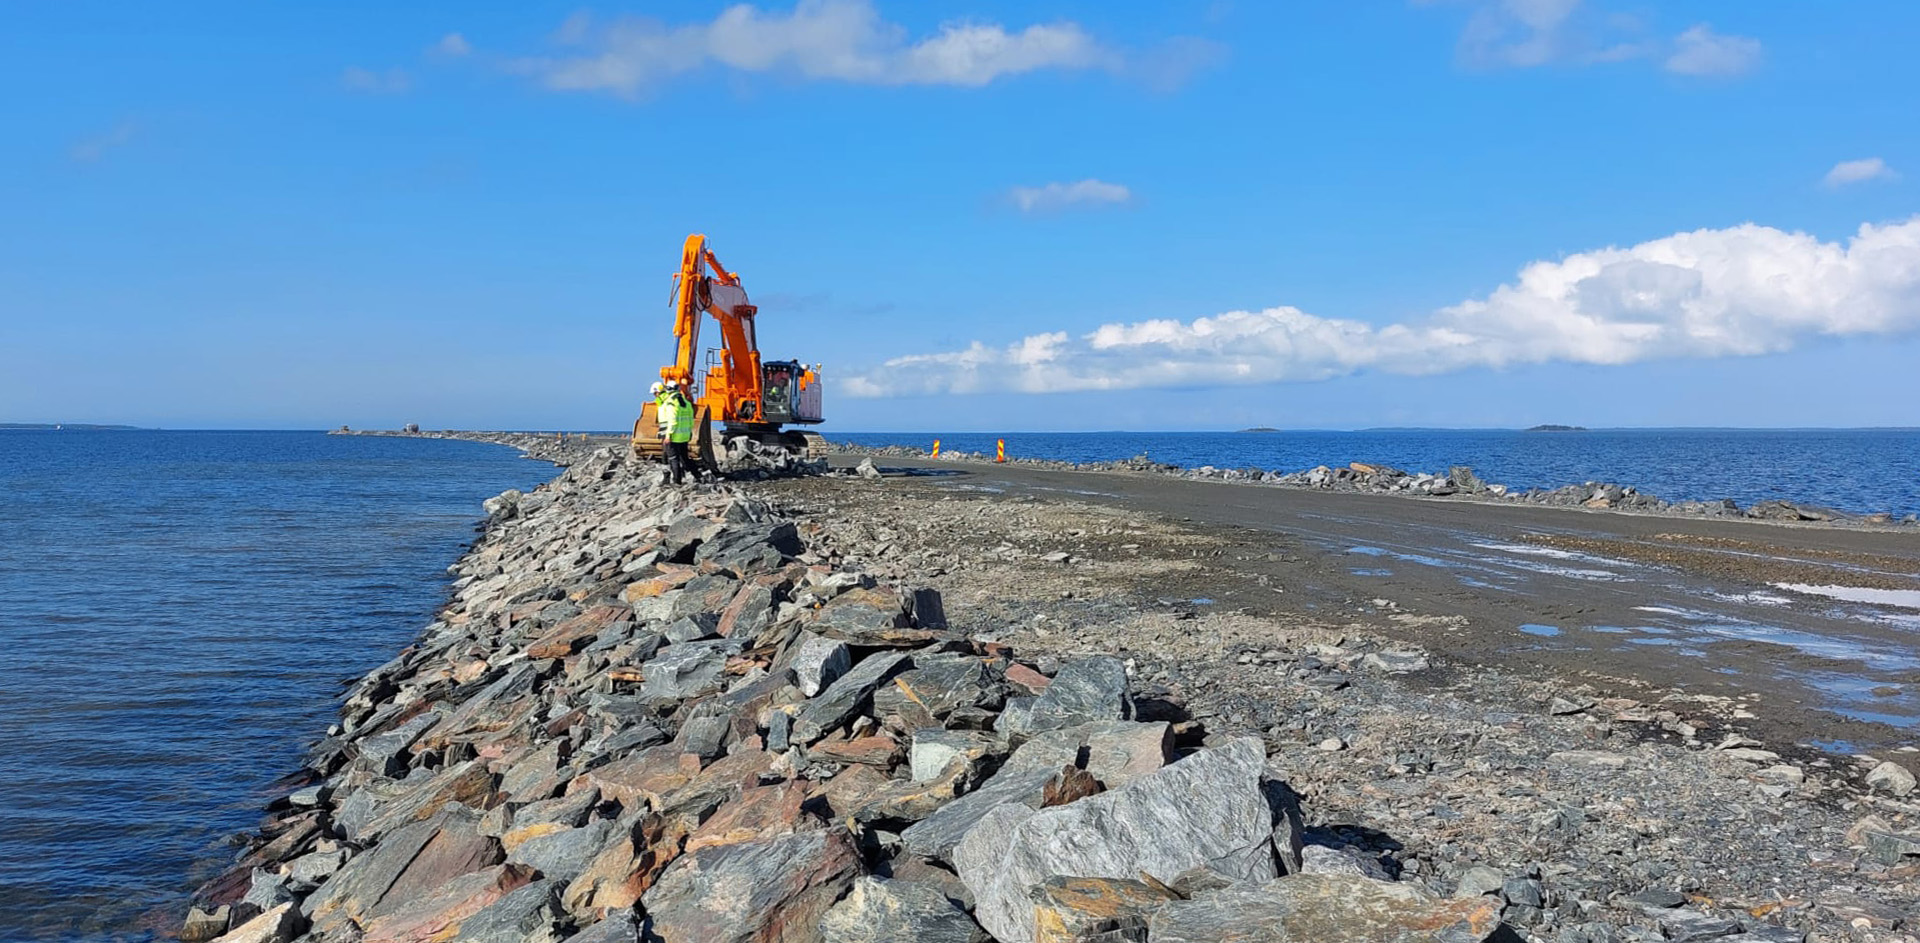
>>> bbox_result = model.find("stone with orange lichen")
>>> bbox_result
[1147,874,1502,943]
[641,828,862,943]
[1030,876,1175,943]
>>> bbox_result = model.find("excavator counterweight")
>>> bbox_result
[631,234,826,470]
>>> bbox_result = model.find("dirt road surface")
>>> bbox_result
[809,453,1920,755]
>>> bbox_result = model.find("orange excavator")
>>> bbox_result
[631,233,826,472]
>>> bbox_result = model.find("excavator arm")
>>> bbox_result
[662,234,764,424]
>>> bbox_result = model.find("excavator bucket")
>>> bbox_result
[631,402,665,459]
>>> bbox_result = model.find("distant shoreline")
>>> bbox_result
[0,423,142,431]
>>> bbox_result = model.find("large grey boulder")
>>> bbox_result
[506,818,618,883]
[791,633,851,698]
[999,656,1130,738]
[1146,873,1503,943]
[792,650,911,743]
[956,738,1279,943]
[637,638,747,702]
[900,726,1091,860]
[449,879,566,943]
[641,828,862,943]
[818,876,985,943]
[1866,761,1917,797]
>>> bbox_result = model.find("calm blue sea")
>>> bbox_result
[836,429,1920,517]
[0,431,552,941]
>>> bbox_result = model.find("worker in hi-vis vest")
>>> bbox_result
[658,380,697,484]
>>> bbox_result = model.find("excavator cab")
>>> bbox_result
[758,360,823,425]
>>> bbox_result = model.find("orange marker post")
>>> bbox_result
[996,439,1007,463]
[931,439,941,458]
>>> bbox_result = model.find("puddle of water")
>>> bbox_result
[1191,598,1216,605]
[1833,706,1920,727]
[1586,625,1633,634]
[1472,541,1585,560]
[1809,737,1866,755]
[1348,546,1458,569]
[1626,637,1692,647]
[1519,623,1561,637]
[1775,583,1920,610]
[1709,590,1794,607]
[1351,568,1393,577]
[1500,560,1623,581]
[1029,485,1122,498]
[1698,622,1919,671]
[939,483,1006,494]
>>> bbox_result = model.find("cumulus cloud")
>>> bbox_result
[1008,179,1132,214]
[1664,23,1762,76]
[341,66,411,94]
[434,33,473,57]
[844,218,1920,397]
[69,121,139,162]
[1824,157,1897,189]
[504,0,1208,97]
[1444,1,1759,75]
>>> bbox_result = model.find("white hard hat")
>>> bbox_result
[664,379,679,389]
[649,382,664,395]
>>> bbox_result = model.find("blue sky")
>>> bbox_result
[3,1,1916,431]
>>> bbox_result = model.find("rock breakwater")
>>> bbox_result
[173,448,1507,942]
[176,442,1894,943]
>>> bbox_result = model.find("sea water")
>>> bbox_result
[837,428,1920,517]
[0,431,552,941]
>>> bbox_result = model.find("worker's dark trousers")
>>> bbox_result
[666,440,692,484]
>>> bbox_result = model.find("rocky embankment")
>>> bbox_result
[836,445,1917,527]
[176,444,1920,943]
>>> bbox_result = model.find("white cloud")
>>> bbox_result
[1824,157,1897,189]
[1664,23,1762,76]
[69,121,138,162]
[844,218,1920,397]
[1454,0,1651,68]
[503,0,1207,97]
[1444,2,1759,76]
[1008,179,1132,213]
[341,66,411,94]
[434,33,472,57]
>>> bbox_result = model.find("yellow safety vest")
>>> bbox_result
[666,394,695,443]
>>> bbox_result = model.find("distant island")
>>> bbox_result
[1237,427,1281,433]
[0,423,142,430]
[1525,424,1587,432]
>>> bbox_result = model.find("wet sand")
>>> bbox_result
[825,453,1920,755]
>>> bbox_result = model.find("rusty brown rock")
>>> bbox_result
[527,605,629,659]
[359,863,537,943]
[1031,876,1176,943]
[1005,663,1052,696]
[1041,766,1103,807]
[562,813,696,920]
[1146,873,1503,943]
[578,745,697,808]
[811,763,895,820]
[685,781,812,852]
[621,571,695,603]
[377,816,506,915]
[811,734,904,769]
[641,828,863,943]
